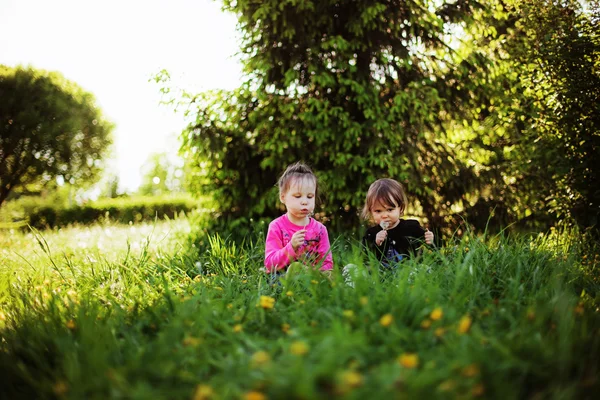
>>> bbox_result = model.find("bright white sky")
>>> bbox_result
[0,0,242,192]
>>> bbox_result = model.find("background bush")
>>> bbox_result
[9,194,200,229]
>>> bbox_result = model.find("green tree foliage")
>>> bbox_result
[138,152,186,196]
[509,0,600,231]
[458,0,600,232]
[181,0,513,233]
[0,65,114,208]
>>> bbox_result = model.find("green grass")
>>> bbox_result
[0,221,599,399]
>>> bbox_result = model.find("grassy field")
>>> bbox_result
[1,221,599,399]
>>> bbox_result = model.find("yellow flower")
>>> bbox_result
[193,384,214,400]
[281,323,291,333]
[227,303,233,309]
[251,351,271,367]
[430,307,443,321]
[472,383,485,396]
[290,341,309,356]
[259,296,275,309]
[457,315,472,334]
[359,296,368,306]
[434,328,445,338]
[462,364,480,377]
[286,291,293,297]
[66,320,76,331]
[0,311,6,321]
[53,381,68,396]
[311,280,318,285]
[379,313,393,327]
[182,336,202,347]
[420,319,432,329]
[233,324,243,333]
[342,310,355,319]
[398,353,419,369]
[340,370,363,388]
[438,380,455,392]
[244,391,266,400]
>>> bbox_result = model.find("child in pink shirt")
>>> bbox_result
[264,162,333,274]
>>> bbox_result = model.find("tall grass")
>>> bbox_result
[0,221,598,399]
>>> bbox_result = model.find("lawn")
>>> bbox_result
[1,221,598,399]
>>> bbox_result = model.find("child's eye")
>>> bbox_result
[387,208,394,212]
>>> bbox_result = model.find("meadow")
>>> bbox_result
[0,219,598,399]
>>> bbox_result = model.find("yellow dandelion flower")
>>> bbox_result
[462,364,480,377]
[0,311,6,321]
[244,391,266,400]
[193,384,214,400]
[53,381,68,396]
[286,291,293,297]
[290,341,309,356]
[438,379,455,392]
[251,351,271,367]
[340,370,363,388]
[379,313,393,327]
[421,319,432,329]
[242,280,248,284]
[472,383,485,396]
[281,323,291,333]
[233,324,243,333]
[227,303,233,309]
[182,336,202,347]
[299,300,305,305]
[430,307,443,321]
[359,296,368,306]
[259,296,275,310]
[398,353,419,369]
[457,315,472,334]
[66,320,76,330]
[311,279,318,285]
[342,310,355,319]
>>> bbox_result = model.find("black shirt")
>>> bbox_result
[362,219,427,266]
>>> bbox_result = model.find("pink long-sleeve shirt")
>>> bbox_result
[264,214,333,273]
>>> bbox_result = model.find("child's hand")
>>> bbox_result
[291,230,307,250]
[375,230,387,246]
[424,228,434,245]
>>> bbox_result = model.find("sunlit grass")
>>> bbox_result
[0,221,598,399]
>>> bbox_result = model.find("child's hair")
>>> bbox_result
[277,162,318,198]
[361,178,408,220]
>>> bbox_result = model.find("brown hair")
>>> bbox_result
[361,178,408,220]
[277,162,318,198]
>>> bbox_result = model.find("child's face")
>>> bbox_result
[371,198,402,229]
[280,177,316,225]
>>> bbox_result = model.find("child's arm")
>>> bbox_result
[264,224,297,273]
[317,227,333,271]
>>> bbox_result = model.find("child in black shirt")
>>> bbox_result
[361,178,434,268]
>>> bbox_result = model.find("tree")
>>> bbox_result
[180,0,512,234]
[509,0,600,231]
[138,152,186,196]
[455,0,600,232]
[0,65,114,208]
